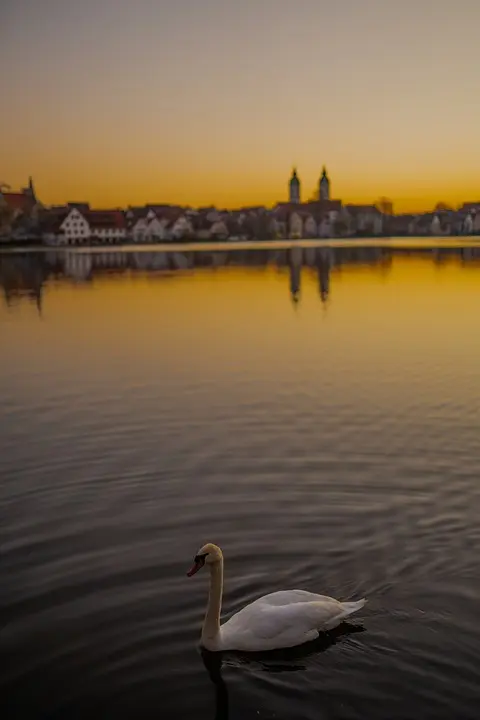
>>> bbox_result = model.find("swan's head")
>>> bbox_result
[187,543,222,577]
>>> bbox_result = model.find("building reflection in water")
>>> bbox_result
[286,246,332,305]
[1,245,479,314]
[316,247,332,304]
[0,253,46,315]
[287,246,302,304]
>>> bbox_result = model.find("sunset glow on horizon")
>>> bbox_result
[2,0,480,212]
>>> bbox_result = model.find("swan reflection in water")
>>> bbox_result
[200,622,365,719]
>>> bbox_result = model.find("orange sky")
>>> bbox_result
[1,0,480,212]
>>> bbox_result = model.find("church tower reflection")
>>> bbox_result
[316,247,332,303]
[287,246,302,304]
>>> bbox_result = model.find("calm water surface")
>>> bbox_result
[1,245,480,719]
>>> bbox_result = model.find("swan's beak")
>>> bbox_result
[187,561,201,577]
[187,555,205,577]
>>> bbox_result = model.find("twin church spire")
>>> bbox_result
[289,166,330,204]
[289,168,301,203]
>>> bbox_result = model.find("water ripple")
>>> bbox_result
[2,250,480,718]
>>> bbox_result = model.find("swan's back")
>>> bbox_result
[218,590,366,652]
[254,589,334,607]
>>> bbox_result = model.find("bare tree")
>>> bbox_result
[376,197,394,215]
[434,201,453,212]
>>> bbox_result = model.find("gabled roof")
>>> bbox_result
[344,204,380,215]
[1,192,29,212]
[67,202,90,211]
[87,210,126,230]
[159,207,185,222]
[305,200,342,215]
[191,214,213,231]
[126,206,148,221]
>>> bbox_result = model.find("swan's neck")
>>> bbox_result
[202,559,223,644]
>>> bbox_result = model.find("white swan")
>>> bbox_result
[187,543,366,652]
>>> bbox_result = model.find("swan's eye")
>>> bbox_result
[194,553,208,565]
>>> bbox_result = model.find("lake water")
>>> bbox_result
[1,244,480,719]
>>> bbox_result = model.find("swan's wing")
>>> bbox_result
[257,599,344,638]
[255,590,333,607]
[220,598,346,651]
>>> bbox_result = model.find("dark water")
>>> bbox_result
[1,244,480,719]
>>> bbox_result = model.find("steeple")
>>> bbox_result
[27,176,37,202]
[289,167,301,204]
[319,166,330,201]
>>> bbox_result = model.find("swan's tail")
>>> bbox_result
[341,598,366,617]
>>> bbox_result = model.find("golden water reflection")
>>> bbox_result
[1,244,480,318]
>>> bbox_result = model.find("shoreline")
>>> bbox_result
[1,236,480,254]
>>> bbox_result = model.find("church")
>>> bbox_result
[0,177,41,237]
[288,166,331,204]
[271,167,342,240]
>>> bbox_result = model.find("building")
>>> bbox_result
[344,205,384,236]
[303,215,318,238]
[289,168,301,204]
[170,214,194,240]
[319,167,330,201]
[128,206,187,242]
[58,207,91,244]
[0,177,41,237]
[88,210,127,243]
[289,211,303,239]
[42,207,127,245]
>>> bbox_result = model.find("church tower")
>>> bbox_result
[319,166,330,201]
[21,176,37,205]
[28,176,36,202]
[289,168,301,204]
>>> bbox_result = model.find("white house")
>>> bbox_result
[131,217,149,243]
[463,213,474,234]
[58,208,91,244]
[42,207,127,245]
[289,212,303,239]
[210,220,229,239]
[146,216,170,241]
[303,215,318,238]
[464,211,480,234]
[431,215,441,235]
[171,215,194,240]
[131,213,174,242]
